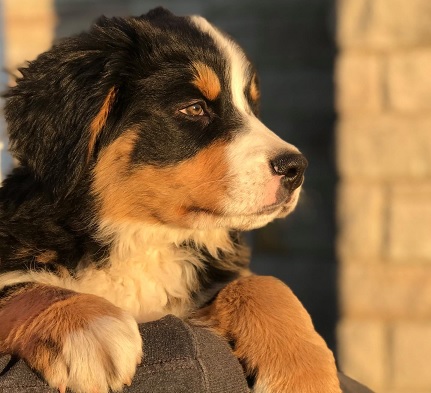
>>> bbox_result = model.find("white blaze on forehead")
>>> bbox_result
[190,16,250,111]
[190,16,302,223]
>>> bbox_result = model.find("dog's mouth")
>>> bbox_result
[187,194,293,218]
[254,197,292,215]
[172,189,301,230]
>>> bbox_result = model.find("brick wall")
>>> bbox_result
[0,0,55,181]
[336,1,431,392]
[2,0,56,71]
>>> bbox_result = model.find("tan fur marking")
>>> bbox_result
[194,276,341,393]
[250,74,260,102]
[88,87,117,161]
[192,62,221,101]
[1,284,123,369]
[93,131,230,227]
[0,282,34,310]
[0,285,76,350]
[36,250,58,264]
[12,248,57,265]
[0,284,141,391]
[14,247,33,260]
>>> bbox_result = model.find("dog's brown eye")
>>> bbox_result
[180,103,205,116]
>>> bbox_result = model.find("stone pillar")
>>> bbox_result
[336,1,431,392]
[2,0,56,72]
[0,0,55,181]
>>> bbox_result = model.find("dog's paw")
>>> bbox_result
[193,276,341,393]
[18,293,142,393]
[245,333,342,393]
[250,343,342,393]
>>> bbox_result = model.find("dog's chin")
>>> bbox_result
[232,191,301,230]
[183,198,299,231]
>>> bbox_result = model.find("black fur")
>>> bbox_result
[4,10,246,198]
[190,232,249,308]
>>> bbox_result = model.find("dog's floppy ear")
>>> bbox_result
[3,18,129,199]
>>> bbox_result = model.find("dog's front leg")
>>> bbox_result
[193,275,341,393]
[0,282,142,393]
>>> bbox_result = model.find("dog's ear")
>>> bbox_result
[3,19,130,199]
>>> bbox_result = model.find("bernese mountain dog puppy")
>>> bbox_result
[0,7,341,393]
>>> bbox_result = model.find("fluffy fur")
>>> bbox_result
[0,7,339,393]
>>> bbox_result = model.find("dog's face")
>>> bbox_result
[6,8,307,232]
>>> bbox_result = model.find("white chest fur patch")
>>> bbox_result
[72,242,203,322]
[0,223,234,323]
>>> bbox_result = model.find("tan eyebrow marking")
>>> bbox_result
[192,62,221,101]
[250,74,260,102]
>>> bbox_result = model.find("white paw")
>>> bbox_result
[46,311,142,393]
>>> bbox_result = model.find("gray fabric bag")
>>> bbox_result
[0,315,373,393]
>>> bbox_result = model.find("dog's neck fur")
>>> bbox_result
[0,210,248,322]
[98,221,239,264]
[86,221,246,321]
[62,222,247,322]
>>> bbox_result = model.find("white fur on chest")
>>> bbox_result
[0,224,234,322]
[72,242,202,322]
[79,223,233,322]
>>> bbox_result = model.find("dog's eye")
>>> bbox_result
[179,103,205,117]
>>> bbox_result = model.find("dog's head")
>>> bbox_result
[5,8,307,232]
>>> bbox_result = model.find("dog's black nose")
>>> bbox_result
[270,153,308,192]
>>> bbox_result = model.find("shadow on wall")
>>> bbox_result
[54,0,338,351]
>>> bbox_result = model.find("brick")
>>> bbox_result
[378,388,430,393]
[337,182,384,259]
[336,52,383,114]
[340,263,431,318]
[337,319,386,391]
[337,0,431,49]
[3,0,55,19]
[3,0,56,70]
[336,0,372,48]
[5,31,54,70]
[385,391,431,393]
[388,49,431,112]
[388,184,431,260]
[391,322,431,389]
[337,115,431,179]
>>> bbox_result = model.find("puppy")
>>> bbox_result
[0,8,341,393]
